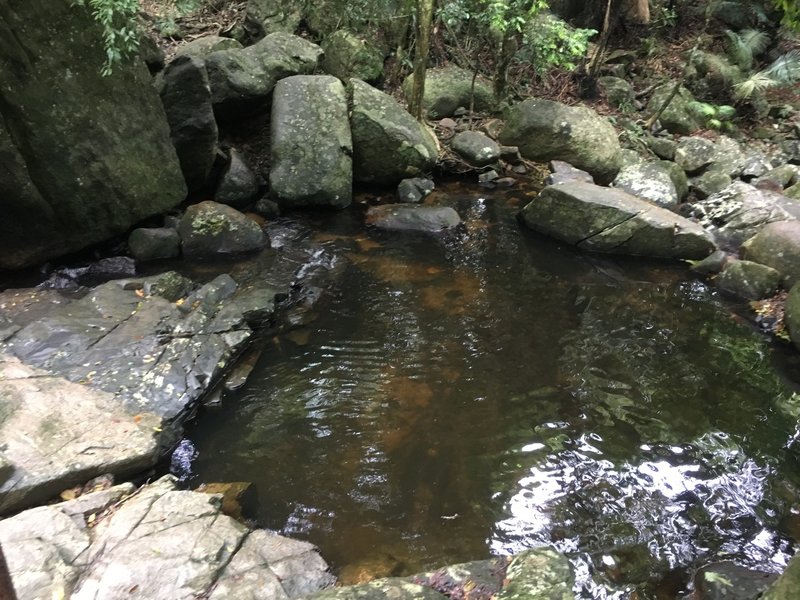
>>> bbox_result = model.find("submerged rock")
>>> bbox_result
[306,579,447,600]
[366,204,461,233]
[521,181,715,259]
[694,561,778,600]
[499,98,622,184]
[271,75,352,208]
[0,475,334,599]
[180,201,266,258]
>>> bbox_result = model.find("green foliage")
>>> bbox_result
[72,0,140,76]
[733,49,800,99]
[72,0,201,75]
[775,0,800,30]
[724,28,770,70]
[519,13,595,76]
[687,101,737,129]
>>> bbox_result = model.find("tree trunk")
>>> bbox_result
[409,0,435,121]
[493,31,518,100]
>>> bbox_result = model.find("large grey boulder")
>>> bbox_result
[402,66,495,118]
[350,78,438,185]
[271,76,352,208]
[0,353,160,514]
[180,201,266,257]
[322,30,384,82]
[160,54,219,192]
[499,98,622,184]
[0,476,335,600]
[645,84,699,134]
[0,0,187,269]
[521,181,715,259]
[741,220,800,286]
[612,161,680,207]
[688,182,800,249]
[205,32,322,117]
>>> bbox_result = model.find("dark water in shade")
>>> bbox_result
[179,184,800,598]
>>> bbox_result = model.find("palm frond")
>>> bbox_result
[733,71,778,100]
[739,29,770,57]
[725,29,752,70]
[765,50,800,83]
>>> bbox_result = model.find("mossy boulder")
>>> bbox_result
[179,201,266,258]
[205,32,322,117]
[349,78,438,185]
[0,0,187,270]
[242,0,303,42]
[715,260,781,300]
[496,549,574,600]
[499,98,622,184]
[521,181,715,259]
[786,284,800,354]
[270,76,352,208]
[322,31,384,83]
[674,136,715,174]
[597,76,635,109]
[645,84,700,134]
[402,66,495,119]
[128,228,181,262]
[174,36,243,58]
[741,220,800,286]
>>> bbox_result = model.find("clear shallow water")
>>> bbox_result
[179,185,800,597]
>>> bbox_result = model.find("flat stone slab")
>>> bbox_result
[521,181,715,259]
[0,353,160,514]
[0,475,334,600]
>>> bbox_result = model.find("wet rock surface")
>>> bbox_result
[0,354,160,514]
[688,182,800,249]
[179,201,266,257]
[0,220,339,513]
[0,475,334,600]
[521,181,716,259]
[366,204,461,233]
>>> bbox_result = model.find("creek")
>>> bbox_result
[176,182,800,598]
